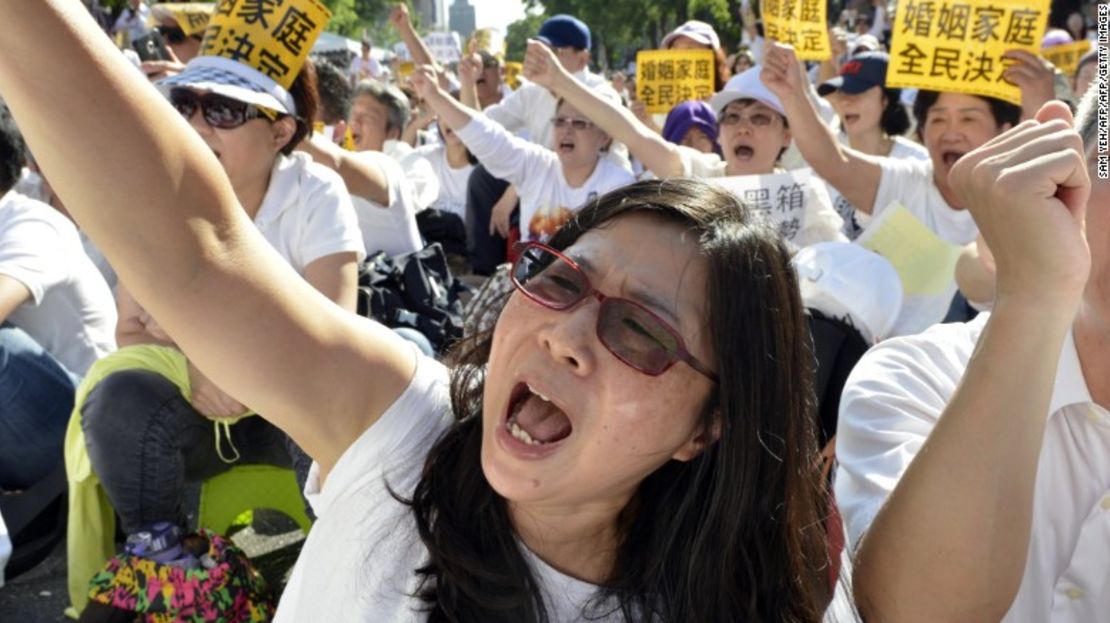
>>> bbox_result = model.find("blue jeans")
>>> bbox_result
[0,324,78,490]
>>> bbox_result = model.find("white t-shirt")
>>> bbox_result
[675,147,847,248]
[254,153,366,272]
[456,114,635,242]
[830,135,929,240]
[835,314,1110,622]
[0,191,116,375]
[275,351,621,622]
[349,151,425,257]
[383,140,441,211]
[349,55,384,83]
[862,157,978,335]
[413,143,474,219]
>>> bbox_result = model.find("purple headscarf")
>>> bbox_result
[661,100,721,156]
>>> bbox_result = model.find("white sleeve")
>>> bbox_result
[299,167,367,266]
[481,86,531,134]
[872,157,929,217]
[833,333,964,551]
[454,113,556,189]
[869,5,888,38]
[675,145,726,178]
[0,214,67,305]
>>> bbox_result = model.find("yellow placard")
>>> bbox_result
[855,203,963,296]
[761,0,831,61]
[1042,39,1091,76]
[635,49,715,114]
[398,61,415,78]
[504,61,523,90]
[161,3,216,37]
[887,0,1051,106]
[199,0,331,90]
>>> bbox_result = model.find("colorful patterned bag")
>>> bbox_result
[87,530,275,622]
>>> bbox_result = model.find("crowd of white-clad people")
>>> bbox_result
[0,0,1107,621]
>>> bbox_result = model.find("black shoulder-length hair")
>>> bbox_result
[879,87,911,137]
[399,177,833,622]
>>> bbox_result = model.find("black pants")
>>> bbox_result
[464,164,518,275]
[81,368,313,534]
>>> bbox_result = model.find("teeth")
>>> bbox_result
[507,418,542,446]
[526,383,550,402]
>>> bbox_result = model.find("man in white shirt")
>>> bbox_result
[0,109,116,491]
[837,89,1110,622]
[110,0,149,44]
[348,39,384,87]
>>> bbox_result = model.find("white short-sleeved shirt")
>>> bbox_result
[254,152,366,272]
[0,191,116,375]
[675,147,847,248]
[830,135,929,240]
[835,314,1110,622]
[275,351,621,622]
[456,114,635,242]
[861,157,978,335]
[348,151,425,257]
[413,143,474,219]
[383,140,441,211]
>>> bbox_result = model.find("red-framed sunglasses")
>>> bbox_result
[510,242,718,382]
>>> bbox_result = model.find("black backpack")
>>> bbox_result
[356,243,467,354]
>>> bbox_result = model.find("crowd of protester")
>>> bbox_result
[0,0,1107,621]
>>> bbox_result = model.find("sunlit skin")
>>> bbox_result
[551,100,612,181]
[481,213,716,582]
[717,99,791,176]
[348,94,396,152]
[827,86,894,157]
[920,92,1012,209]
[679,126,716,154]
[159,18,200,63]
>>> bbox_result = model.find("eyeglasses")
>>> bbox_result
[718,110,779,128]
[551,116,594,131]
[156,25,187,45]
[169,88,278,129]
[511,243,718,382]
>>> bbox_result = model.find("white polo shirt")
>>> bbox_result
[835,313,1110,622]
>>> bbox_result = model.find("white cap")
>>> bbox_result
[792,242,903,344]
[709,66,785,117]
[662,20,721,50]
[158,56,297,115]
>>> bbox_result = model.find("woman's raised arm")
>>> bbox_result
[0,0,415,475]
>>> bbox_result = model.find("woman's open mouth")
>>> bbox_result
[503,381,573,448]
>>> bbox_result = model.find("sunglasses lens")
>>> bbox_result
[159,26,186,44]
[598,300,679,375]
[168,89,198,119]
[513,246,585,309]
[202,95,249,128]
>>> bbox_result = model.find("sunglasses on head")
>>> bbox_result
[169,88,279,129]
[156,25,187,44]
[511,243,718,382]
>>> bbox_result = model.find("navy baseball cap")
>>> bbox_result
[818,52,889,96]
[536,15,591,50]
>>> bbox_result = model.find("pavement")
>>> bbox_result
[0,512,306,623]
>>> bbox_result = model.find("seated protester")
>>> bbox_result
[838,95,1106,622]
[523,42,845,248]
[661,100,721,157]
[0,106,116,491]
[413,111,476,221]
[309,78,426,257]
[412,66,634,243]
[816,51,928,238]
[760,42,1033,335]
[80,52,364,569]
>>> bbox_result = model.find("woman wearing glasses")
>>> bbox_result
[522,42,845,248]
[409,66,633,243]
[74,57,364,577]
[4,3,834,622]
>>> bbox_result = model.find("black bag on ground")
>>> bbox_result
[416,208,468,258]
[356,243,466,354]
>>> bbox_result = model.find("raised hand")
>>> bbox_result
[1002,49,1058,121]
[388,3,411,31]
[458,48,483,86]
[523,39,569,90]
[948,101,1090,307]
[409,64,440,101]
[760,42,808,104]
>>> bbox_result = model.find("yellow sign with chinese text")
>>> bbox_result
[504,61,523,90]
[161,3,216,37]
[762,0,832,61]
[1042,39,1091,76]
[887,0,1051,105]
[635,49,715,114]
[199,0,331,90]
[856,203,963,295]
